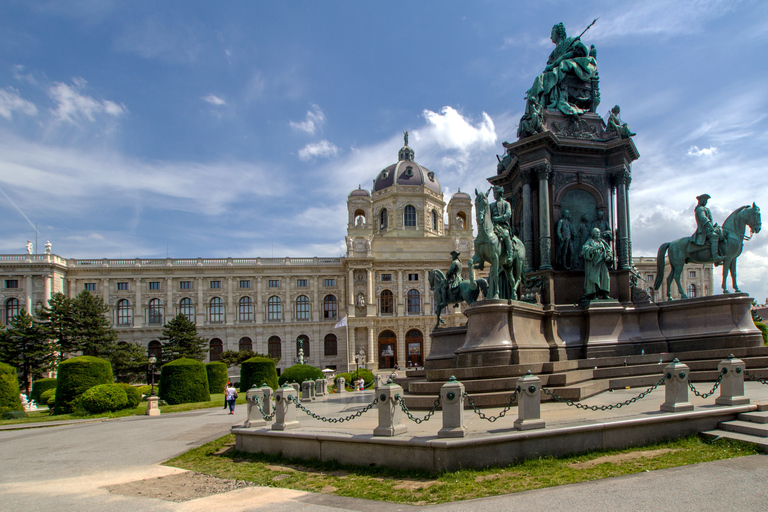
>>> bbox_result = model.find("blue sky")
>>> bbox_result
[1,0,767,302]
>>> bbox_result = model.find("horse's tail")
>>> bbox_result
[654,243,669,290]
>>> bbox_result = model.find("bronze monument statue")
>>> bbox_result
[694,194,724,263]
[606,105,635,139]
[429,252,487,330]
[556,209,575,270]
[581,227,613,300]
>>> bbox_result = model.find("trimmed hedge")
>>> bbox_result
[78,384,129,414]
[40,388,56,407]
[137,385,153,396]
[0,362,23,414]
[335,368,376,388]
[117,383,141,408]
[278,364,324,387]
[240,357,278,392]
[54,356,114,414]
[755,321,768,345]
[31,378,57,403]
[158,358,210,405]
[206,361,229,394]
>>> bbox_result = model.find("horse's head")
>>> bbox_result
[428,269,444,290]
[750,202,762,234]
[475,188,489,223]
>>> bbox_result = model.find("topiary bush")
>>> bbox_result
[77,384,129,414]
[117,383,141,408]
[239,357,278,392]
[54,356,114,414]
[31,378,57,403]
[335,369,376,388]
[205,361,228,394]
[278,364,324,387]
[755,321,768,345]
[137,384,153,396]
[158,358,210,405]
[40,388,56,407]
[0,362,23,414]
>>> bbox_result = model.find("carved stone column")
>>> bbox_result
[25,274,32,313]
[536,164,553,270]
[226,277,234,325]
[134,277,142,328]
[614,169,631,269]
[196,277,204,325]
[43,275,51,305]
[520,169,534,272]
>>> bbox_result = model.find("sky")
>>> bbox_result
[1,0,767,302]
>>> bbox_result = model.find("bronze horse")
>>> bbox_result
[428,268,488,330]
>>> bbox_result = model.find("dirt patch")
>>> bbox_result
[568,448,678,469]
[474,471,521,482]
[391,479,442,491]
[104,471,254,503]
[321,485,338,493]
[264,464,298,472]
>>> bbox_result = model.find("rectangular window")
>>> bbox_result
[646,274,654,282]
[148,282,160,290]
[269,280,279,288]
[83,283,96,291]
[210,280,221,289]
[117,282,129,291]
[324,279,335,287]
[689,271,696,278]
[297,279,308,287]
[381,274,392,282]
[408,273,419,281]
[239,280,251,289]
[5,280,18,289]
[180,281,191,290]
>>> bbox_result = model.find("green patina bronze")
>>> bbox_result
[655,199,761,300]
[606,105,635,139]
[428,255,488,330]
[581,227,613,300]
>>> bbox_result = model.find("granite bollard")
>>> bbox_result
[438,376,467,438]
[336,377,346,393]
[260,384,273,416]
[716,355,750,406]
[301,380,313,402]
[315,378,325,398]
[374,382,407,437]
[244,386,266,428]
[272,384,300,431]
[514,371,546,430]
[661,359,694,412]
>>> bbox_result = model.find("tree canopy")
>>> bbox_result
[0,309,57,396]
[160,314,208,362]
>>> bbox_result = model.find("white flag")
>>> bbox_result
[334,316,347,328]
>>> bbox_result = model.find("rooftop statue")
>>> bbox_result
[655,198,761,300]
[606,105,635,139]
[524,20,599,118]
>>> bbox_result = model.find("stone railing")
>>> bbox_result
[0,255,343,268]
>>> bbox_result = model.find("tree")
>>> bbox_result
[0,310,57,396]
[160,314,207,362]
[37,292,77,361]
[111,342,149,383]
[71,290,119,359]
[218,350,276,367]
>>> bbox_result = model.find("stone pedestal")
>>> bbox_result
[716,356,750,406]
[438,377,467,438]
[261,384,273,417]
[301,381,313,402]
[661,359,694,412]
[336,377,346,393]
[272,386,300,431]
[315,378,326,398]
[245,387,266,428]
[374,383,407,437]
[145,395,160,416]
[514,372,545,430]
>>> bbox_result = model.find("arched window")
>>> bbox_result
[324,295,337,319]
[238,296,253,322]
[179,298,194,321]
[117,299,132,326]
[268,335,282,360]
[404,205,416,227]
[406,329,423,368]
[4,298,20,325]
[148,298,162,325]
[209,297,223,323]
[432,210,438,230]
[296,295,310,320]
[324,333,337,356]
[687,284,697,298]
[209,338,223,361]
[297,334,310,358]
[380,290,393,314]
[268,296,282,321]
[380,208,388,230]
[147,340,162,360]
[239,337,253,352]
[407,289,420,314]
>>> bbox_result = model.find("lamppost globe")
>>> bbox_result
[148,356,157,396]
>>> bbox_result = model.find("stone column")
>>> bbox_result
[68,279,76,298]
[196,277,204,325]
[367,268,374,306]
[536,164,552,270]
[226,277,234,325]
[255,277,263,323]
[368,327,375,366]
[521,169,534,272]
[24,274,32,313]
[716,356,750,406]
[134,277,142,328]
[614,168,631,270]
[423,270,431,314]
[438,377,467,438]
[102,278,109,318]
[312,275,319,322]
[348,269,355,306]
[43,275,51,305]
[166,277,173,321]
[396,270,403,316]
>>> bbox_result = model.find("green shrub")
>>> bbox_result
[31,378,57,403]
[206,361,229,394]
[78,384,129,414]
[0,362,23,414]
[117,383,141,408]
[755,322,768,345]
[1,410,27,420]
[137,385,153,396]
[40,388,56,407]
[54,356,114,414]
[239,357,278,392]
[278,364,324,387]
[335,369,375,388]
[158,358,210,405]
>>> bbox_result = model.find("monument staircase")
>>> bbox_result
[399,345,768,409]
[701,403,768,452]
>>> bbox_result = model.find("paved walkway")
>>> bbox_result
[2,382,768,511]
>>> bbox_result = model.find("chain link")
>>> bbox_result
[688,369,725,398]
[462,390,518,422]
[744,369,768,385]
[394,395,440,423]
[542,374,668,411]
[287,395,378,423]
[251,395,276,421]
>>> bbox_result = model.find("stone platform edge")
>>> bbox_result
[232,404,755,472]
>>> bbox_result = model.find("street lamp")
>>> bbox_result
[148,355,157,396]
[354,353,360,390]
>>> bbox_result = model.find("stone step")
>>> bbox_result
[700,430,768,452]
[738,411,768,424]
[719,419,768,438]
[426,360,582,381]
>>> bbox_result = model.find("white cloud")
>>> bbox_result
[298,139,339,161]
[48,79,126,123]
[202,94,226,106]
[420,106,496,153]
[0,87,38,120]
[290,104,325,135]
[687,146,718,157]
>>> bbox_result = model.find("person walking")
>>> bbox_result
[224,383,237,415]
[223,381,231,409]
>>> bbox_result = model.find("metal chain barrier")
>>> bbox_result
[745,369,768,385]
[287,395,378,423]
[252,395,276,421]
[688,369,726,398]
[394,395,440,424]
[542,374,668,411]
[462,390,518,422]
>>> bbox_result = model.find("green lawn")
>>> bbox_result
[165,434,761,505]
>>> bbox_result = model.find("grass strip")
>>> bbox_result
[165,434,760,505]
